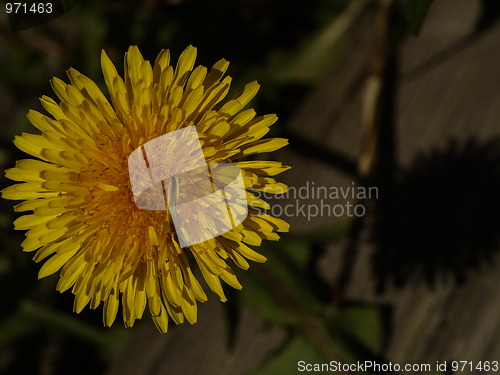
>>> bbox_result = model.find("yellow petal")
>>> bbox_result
[14,213,57,230]
[5,167,43,183]
[150,303,169,333]
[1,183,59,200]
[73,291,92,314]
[101,50,130,115]
[234,138,289,158]
[181,294,198,324]
[172,45,197,88]
[186,65,207,90]
[148,226,160,246]
[241,228,262,246]
[225,114,277,141]
[236,241,267,263]
[153,49,171,83]
[26,110,59,133]
[203,58,230,89]
[259,214,291,232]
[219,81,260,116]
[38,247,78,279]
[220,267,242,290]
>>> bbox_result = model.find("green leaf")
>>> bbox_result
[290,219,351,244]
[239,270,298,326]
[239,238,319,325]
[0,300,129,355]
[252,333,328,375]
[239,220,349,326]
[273,237,312,270]
[404,0,435,35]
[326,304,388,355]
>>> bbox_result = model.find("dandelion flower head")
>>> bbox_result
[2,45,290,332]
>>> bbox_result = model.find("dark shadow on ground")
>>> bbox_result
[373,137,500,291]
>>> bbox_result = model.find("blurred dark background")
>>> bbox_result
[1,0,499,374]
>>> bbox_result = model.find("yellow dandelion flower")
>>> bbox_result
[1,45,290,333]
